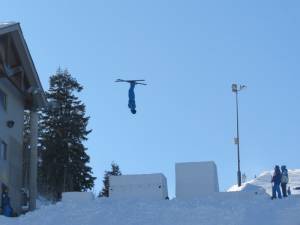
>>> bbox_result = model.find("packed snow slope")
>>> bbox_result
[228,169,300,196]
[0,170,300,225]
[1,193,300,225]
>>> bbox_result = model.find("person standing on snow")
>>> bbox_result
[271,165,282,199]
[1,184,13,217]
[280,165,289,197]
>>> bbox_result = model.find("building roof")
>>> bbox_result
[0,22,16,29]
[0,22,47,108]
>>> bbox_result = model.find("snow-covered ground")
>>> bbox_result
[228,169,300,196]
[1,170,300,225]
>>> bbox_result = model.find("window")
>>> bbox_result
[0,89,7,110]
[0,140,7,160]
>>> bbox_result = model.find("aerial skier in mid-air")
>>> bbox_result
[115,79,147,114]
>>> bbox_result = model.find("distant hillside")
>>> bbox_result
[228,169,300,196]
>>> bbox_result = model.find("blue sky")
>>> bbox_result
[2,0,300,197]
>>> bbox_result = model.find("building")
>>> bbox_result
[0,22,46,214]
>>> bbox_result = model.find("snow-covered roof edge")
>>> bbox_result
[0,21,19,34]
[0,22,47,108]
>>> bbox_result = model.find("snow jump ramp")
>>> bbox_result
[176,161,219,199]
[109,173,168,200]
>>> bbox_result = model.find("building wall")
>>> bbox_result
[0,78,24,214]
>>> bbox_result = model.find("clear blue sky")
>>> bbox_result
[2,0,300,197]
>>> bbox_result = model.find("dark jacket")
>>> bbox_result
[1,192,10,208]
[1,191,13,217]
[271,166,282,185]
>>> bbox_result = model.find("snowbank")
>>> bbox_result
[1,170,300,225]
[109,173,168,200]
[1,192,300,225]
[176,161,219,199]
[62,192,95,203]
[228,169,300,196]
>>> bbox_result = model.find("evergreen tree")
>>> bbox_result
[99,162,122,197]
[38,68,96,200]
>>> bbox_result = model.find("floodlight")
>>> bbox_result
[240,85,247,90]
[232,84,238,92]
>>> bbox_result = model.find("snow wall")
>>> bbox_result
[176,161,219,199]
[62,192,95,204]
[109,173,168,200]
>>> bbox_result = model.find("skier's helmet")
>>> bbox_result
[131,109,137,114]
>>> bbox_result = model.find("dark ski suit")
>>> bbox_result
[1,190,13,217]
[128,82,136,113]
[271,166,282,199]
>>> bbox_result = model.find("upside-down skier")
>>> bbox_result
[116,79,146,114]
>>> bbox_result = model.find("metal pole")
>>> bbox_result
[29,110,38,210]
[235,91,242,187]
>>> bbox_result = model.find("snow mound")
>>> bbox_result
[36,196,52,209]
[1,192,300,225]
[235,183,268,196]
[109,173,168,200]
[1,170,300,225]
[176,162,219,199]
[228,169,300,196]
[62,192,95,204]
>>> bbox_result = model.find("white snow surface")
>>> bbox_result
[1,193,300,225]
[228,169,300,196]
[176,161,219,199]
[0,22,17,29]
[109,173,168,200]
[1,170,300,225]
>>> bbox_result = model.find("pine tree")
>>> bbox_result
[38,68,96,200]
[99,162,122,197]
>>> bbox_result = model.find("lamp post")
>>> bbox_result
[232,84,246,187]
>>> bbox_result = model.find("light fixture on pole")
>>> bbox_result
[232,83,246,187]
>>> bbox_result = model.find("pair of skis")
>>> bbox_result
[115,79,147,85]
